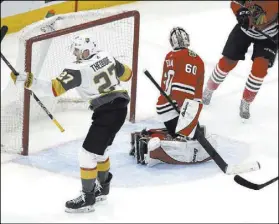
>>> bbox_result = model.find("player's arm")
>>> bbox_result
[114,59,132,82]
[194,58,205,103]
[231,1,245,15]
[11,68,82,97]
[262,1,278,26]
[175,59,204,138]
[51,68,82,97]
[231,1,252,30]
[170,55,203,107]
[170,75,196,108]
[171,55,204,138]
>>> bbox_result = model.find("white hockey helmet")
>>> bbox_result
[169,27,190,50]
[71,34,97,60]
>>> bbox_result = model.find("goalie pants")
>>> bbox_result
[83,97,128,155]
[164,116,179,137]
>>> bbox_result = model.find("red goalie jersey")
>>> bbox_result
[156,48,205,122]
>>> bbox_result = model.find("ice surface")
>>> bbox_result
[1,1,278,223]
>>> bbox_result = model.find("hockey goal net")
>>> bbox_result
[1,10,140,155]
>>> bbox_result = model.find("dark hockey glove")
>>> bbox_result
[236,8,251,30]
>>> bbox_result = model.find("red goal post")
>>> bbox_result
[16,10,139,155]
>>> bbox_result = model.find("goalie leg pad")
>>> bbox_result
[130,128,173,161]
[145,135,217,167]
[160,139,212,164]
[145,137,164,167]
[130,131,149,164]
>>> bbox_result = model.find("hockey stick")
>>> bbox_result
[234,1,278,45]
[234,175,278,190]
[254,28,278,45]
[1,25,8,42]
[143,69,260,175]
[0,26,65,133]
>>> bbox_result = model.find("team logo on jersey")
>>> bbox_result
[188,50,197,58]
[85,38,90,43]
[249,4,267,26]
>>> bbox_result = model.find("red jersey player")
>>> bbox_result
[130,27,217,167]
[203,0,278,119]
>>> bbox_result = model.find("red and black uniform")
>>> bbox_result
[156,48,204,136]
[206,0,278,103]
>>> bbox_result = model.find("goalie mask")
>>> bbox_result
[169,27,190,50]
[71,34,97,60]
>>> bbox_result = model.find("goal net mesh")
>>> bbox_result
[1,10,139,154]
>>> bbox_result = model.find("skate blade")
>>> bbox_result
[96,195,107,202]
[241,118,249,124]
[65,205,95,213]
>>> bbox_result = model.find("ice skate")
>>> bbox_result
[202,88,214,105]
[65,190,96,213]
[95,172,113,202]
[239,99,250,120]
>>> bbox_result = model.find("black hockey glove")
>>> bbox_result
[236,8,251,30]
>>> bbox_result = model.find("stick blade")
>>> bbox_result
[234,175,259,190]
[226,161,260,175]
[1,25,8,42]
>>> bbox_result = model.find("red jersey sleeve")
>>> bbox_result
[193,58,204,101]
[231,1,242,15]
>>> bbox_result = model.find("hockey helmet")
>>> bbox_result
[169,27,190,50]
[71,34,97,60]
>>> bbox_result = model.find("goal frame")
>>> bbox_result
[22,10,140,155]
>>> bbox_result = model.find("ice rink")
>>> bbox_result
[1,1,278,223]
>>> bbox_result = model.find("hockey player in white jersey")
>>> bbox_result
[11,34,132,213]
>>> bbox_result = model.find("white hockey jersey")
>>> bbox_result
[50,51,132,110]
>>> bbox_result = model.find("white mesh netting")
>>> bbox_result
[1,10,138,154]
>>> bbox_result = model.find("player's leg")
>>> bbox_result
[203,24,252,105]
[146,98,213,166]
[145,134,217,167]
[65,98,128,212]
[65,125,109,213]
[94,101,128,200]
[240,34,278,119]
[130,128,172,164]
[95,149,112,202]
[65,145,98,213]
[164,116,179,137]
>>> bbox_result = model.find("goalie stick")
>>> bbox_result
[143,69,260,175]
[0,26,65,133]
[234,175,278,190]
